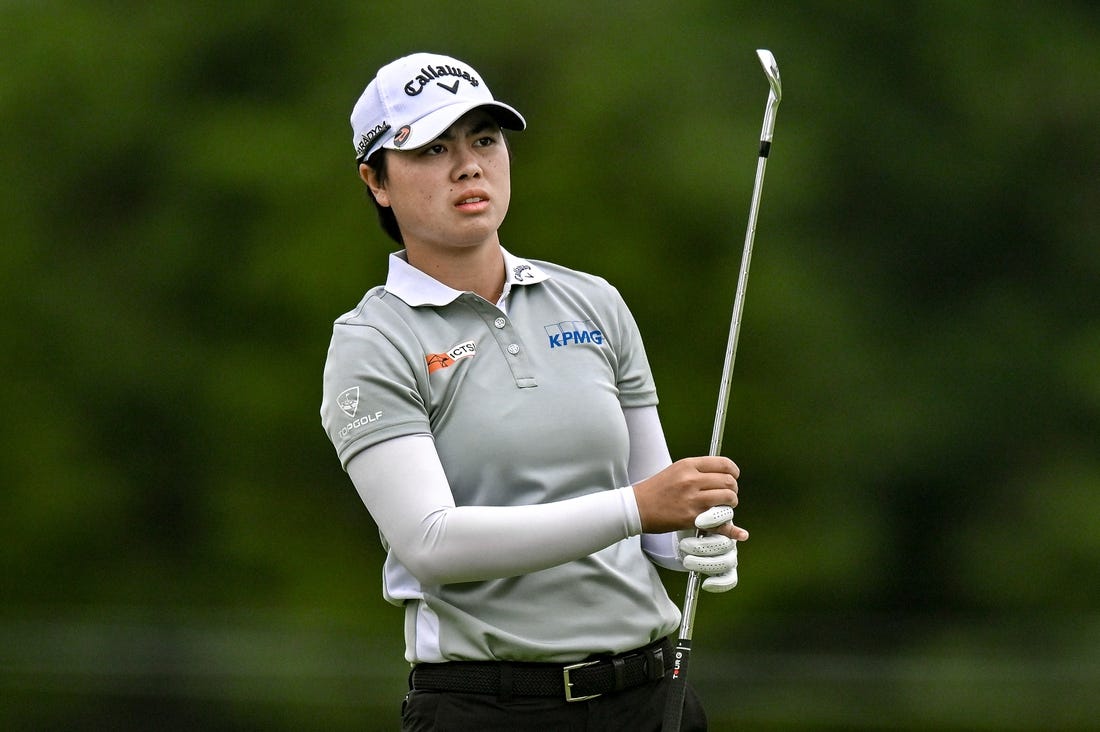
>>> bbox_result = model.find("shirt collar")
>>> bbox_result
[384,247,550,307]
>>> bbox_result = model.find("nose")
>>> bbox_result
[457,164,481,180]
[454,151,482,180]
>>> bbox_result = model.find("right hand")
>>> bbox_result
[632,456,747,541]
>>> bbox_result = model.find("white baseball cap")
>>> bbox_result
[351,52,526,162]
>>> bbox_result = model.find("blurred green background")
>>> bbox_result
[3,1,1099,729]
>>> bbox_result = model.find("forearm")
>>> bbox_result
[623,406,683,569]
[347,434,642,585]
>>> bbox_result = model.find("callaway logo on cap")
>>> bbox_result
[351,52,526,162]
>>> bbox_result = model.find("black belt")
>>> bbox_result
[409,637,671,703]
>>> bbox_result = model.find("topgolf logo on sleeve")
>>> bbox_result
[335,386,383,438]
[337,387,360,418]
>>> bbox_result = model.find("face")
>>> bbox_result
[361,109,511,255]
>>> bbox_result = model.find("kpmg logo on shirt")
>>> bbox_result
[544,319,604,349]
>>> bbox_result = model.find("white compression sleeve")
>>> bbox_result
[346,434,643,585]
[624,406,684,571]
[624,405,673,483]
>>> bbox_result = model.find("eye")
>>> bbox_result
[474,135,496,148]
[422,143,446,156]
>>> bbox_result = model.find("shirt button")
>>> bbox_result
[494,317,507,329]
[507,344,521,355]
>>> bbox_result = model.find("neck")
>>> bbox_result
[405,240,505,304]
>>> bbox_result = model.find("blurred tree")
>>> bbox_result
[2,1,1098,729]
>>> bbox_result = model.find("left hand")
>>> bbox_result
[676,507,744,593]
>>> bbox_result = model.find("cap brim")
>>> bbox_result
[383,101,525,152]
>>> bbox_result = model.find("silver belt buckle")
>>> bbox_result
[562,660,601,702]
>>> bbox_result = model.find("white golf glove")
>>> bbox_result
[677,505,739,593]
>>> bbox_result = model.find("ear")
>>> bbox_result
[359,163,390,207]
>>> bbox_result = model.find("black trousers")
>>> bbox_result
[400,674,708,731]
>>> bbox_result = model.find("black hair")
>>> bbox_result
[360,150,404,245]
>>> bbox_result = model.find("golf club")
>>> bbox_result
[663,48,782,732]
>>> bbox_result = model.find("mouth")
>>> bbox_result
[454,191,491,212]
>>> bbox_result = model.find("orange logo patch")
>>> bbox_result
[426,340,476,374]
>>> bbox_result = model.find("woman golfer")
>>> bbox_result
[321,52,746,731]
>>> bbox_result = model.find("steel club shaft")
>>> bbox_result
[663,48,782,732]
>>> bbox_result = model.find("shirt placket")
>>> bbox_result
[459,294,537,389]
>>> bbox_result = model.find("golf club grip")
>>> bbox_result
[661,639,692,732]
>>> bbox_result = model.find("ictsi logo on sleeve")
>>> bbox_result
[426,340,477,374]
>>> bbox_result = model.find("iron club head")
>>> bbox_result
[756,49,782,103]
[754,49,782,145]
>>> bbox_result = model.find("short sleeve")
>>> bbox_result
[606,285,658,409]
[320,321,432,469]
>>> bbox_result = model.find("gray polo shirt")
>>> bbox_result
[320,248,681,662]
